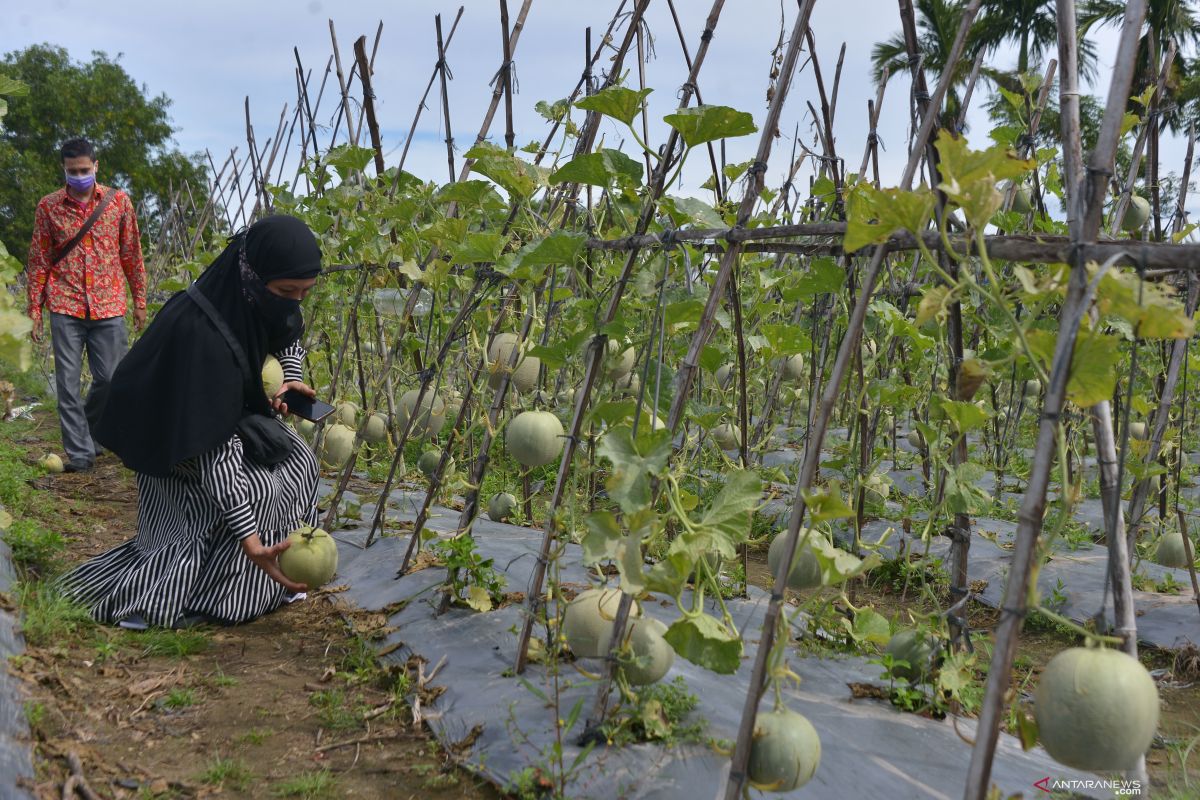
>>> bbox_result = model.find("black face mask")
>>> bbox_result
[239,245,304,350]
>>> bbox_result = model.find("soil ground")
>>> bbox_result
[3,405,499,800]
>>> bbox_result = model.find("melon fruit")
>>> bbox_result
[1154,529,1193,568]
[39,454,63,473]
[261,355,285,399]
[561,588,641,658]
[1034,646,1160,771]
[884,630,936,682]
[618,617,675,686]
[417,450,442,478]
[604,340,636,381]
[747,707,822,792]
[488,492,518,522]
[296,418,316,439]
[506,410,564,469]
[488,332,541,393]
[713,423,741,451]
[715,364,734,388]
[614,372,640,398]
[320,424,356,470]
[1012,183,1033,214]
[1129,421,1148,440]
[906,430,923,450]
[1023,378,1041,398]
[766,531,823,591]
[1120,195,1151,233]
[362,413,389,445]
[398,389,446,439]
[335,401,359,428]
[278,526,338,588]
[784,353,806,381]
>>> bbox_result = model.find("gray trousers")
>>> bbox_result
[49,312,128,464]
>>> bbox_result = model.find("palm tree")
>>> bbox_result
[1081,0,1200,132]
[973,0,1098,80]
[871,0,982,124]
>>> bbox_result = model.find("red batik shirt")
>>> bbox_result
[26,184,146,326]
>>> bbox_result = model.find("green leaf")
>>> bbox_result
[466,142,541,197]
[801,481,855,522]
[549,149,643,187]
[934,130,1034,191]
[844,182,936,253]
[518,231,585,267]
[915,285,951,327]
[663,105,757,147]
[663,613,742,674]
[761,323,809,356]
[451,232,506,266]
[0,75,30,97]
[661,196,724,227]
[936,399,989,433]
[615,533,646,596]
[840,606,891,646]
[597,426,671,513]
[575,86,652,125]
[581,511,623,564]
[433,179,503,208]
[465,585,493,612]
[1096,267,1195,340]
[790,257,844,298]
[1026,328,1121,408]
[325,144,376,180]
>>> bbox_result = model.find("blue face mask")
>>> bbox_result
[65,172,95,192]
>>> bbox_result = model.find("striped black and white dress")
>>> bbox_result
[60,342,319,627]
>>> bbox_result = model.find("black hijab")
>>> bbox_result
[93,215,322,476]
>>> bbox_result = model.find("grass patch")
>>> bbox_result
[197,756,252,790]
[237,728,272,745]
[272,769,336,799]
[15,581,94,646]
[134,627,211,658]
[161,687,198,709]
[309,688,361,731]
[2,517,65,576]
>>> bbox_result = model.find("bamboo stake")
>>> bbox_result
[964,2,1149,797]
[435,14,457,183]
[352,35,387,177]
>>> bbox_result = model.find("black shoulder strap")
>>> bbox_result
[186,284,255,388]
[53,189,117,266]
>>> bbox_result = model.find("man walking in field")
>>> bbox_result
[26,137,147,472]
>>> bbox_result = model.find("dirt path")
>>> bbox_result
[4,407,498,800]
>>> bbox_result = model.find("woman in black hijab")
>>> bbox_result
[62,215,324,629]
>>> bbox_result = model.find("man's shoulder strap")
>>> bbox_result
[51,190,117,266]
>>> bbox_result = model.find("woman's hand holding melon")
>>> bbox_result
[270,380,316,417]
[240,532,309,593]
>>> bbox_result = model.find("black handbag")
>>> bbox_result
[186,285,294,467]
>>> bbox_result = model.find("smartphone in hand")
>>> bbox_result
[279,389,336,422]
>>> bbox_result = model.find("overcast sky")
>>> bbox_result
[4,0,1195,224]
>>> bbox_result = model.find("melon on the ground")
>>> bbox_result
[618,616,674,685]
[506,410,564,469]
[361,413,389,445]
[261,355,284,398]
[1154,529,1193,568]
[884,629,936,682]
[320,424,356,470]
[766,531,823,591]
[747,707,822,792]
[39,453,63,473]
[1034,646,1160,771]
[398,389,446,439]
[488,492,518,522]
[488,332,541,393]
[278,526,338,588]
[561,588,641,658]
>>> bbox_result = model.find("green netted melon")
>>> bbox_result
[320,424,356,470]
[488,332,541,393]
[1023,378,1041,398]
[488,492,518,522]
[261,355,285,398]
[712,422,741,451]
[39,453,63,473]
[506,410,564,468]
[715,364,734,388]
[295,418,316,439]
[618,617,674,686]
[561,588,641,658]
[335,401,359,428]
[362,413,389,445]
[1154,529,1193,568]
[1034,646,1160,771]
[1120,195,1151,232]
[398,389,446,439]
[604,340,636,381]
[747,707,822,792]
[766,531,823,591]
[884,629,936,682]
[417,449,442,478]
[784,353,806,381]
[278,526,338,588]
